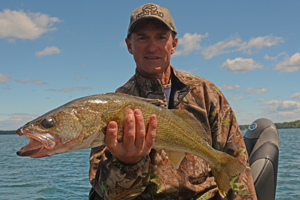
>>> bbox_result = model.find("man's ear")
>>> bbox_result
[171,37,178,55]
[125,38,133,54]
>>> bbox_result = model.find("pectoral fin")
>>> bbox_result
[165,150,186,169]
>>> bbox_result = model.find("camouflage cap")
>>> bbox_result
[127,3,177,38]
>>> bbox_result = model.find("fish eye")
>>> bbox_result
[41,118,55,128]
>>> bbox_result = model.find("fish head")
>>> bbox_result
[16,107,85,158]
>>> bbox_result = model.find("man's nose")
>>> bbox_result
[147,37,158,52]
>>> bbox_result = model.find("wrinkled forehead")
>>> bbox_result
[132,19,171,35]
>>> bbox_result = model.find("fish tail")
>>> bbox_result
[211,153,245,198]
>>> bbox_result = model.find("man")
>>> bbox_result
[89,3,257,200]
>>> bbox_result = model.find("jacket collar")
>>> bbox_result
[134,65,191,109]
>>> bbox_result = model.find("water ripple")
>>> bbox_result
[0,135,90,200]
[2,129,300,199]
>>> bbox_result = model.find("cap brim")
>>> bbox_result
[127,16,173,38]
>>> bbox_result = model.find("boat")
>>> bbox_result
[244,118,279,200]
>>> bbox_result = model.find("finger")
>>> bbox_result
[134,109,146,151]
[123,109,136,151]
[144,114,157,151]
[104,121,118,150]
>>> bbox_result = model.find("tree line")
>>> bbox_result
[1,119,300,134]
[0,130,16,134]
[239,119,300,130]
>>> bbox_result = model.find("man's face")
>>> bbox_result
[125,20,178,79]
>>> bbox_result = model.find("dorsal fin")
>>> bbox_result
[170,109,208,142]
[106,93,165,107]
[131,96,165,107]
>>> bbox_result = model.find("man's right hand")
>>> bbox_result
[104,108,157,165]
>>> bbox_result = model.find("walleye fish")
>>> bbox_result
[16,93,245,197]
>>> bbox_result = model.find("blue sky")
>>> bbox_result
[1,1,300,130]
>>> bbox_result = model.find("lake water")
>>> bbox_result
[1,128,300,200]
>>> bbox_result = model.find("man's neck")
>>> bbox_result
[136,66,171,85]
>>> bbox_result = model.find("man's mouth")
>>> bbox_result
[145,57,160,59]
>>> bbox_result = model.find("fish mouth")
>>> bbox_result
[16,128,56,158]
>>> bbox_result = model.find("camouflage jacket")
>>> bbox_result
[89,66,257,200]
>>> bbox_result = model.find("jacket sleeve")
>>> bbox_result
[89,146,152,200]
[206,83,257,200]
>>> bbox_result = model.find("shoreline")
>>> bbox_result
[0,130,16,135]
[1,125,300,135]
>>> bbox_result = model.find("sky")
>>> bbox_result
[1,1,300,130]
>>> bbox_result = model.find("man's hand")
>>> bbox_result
[105,108,157,165]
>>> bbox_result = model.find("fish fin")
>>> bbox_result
[170,109,209,141]
[165,150,185,169]
[211,153,246,198]
[84,127,100,148]
[132,96,165,107]
[108,93,165,107]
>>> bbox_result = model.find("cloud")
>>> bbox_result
[218,84,242,91]
[228,97,244,101]
[47,86,92,92]
[264,52,287,61]
[221,57,264,73]
[45,89,56,92]
[173,32,209,57]
[81,87,91,90]
[201,36,242,59]
[254,98,265,102]
[0,9,61,40]
[245,87,268,94]
[289,93,300,100]
[201,35,283,59]
[15,78,47,85]
[35,46,61,57]
[273,52,300,73]
[7,38,16,43]
[119,41,126,47]
[0,73,11,83]
[240,35,284,50]
[59,87,91,92]
[0,113,38,130]
[73,76,83,81]
[263,100,300,122]
[265,100,300,112]
[59,87,82,92]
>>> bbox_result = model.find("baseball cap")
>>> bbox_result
[127,3,177,38]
